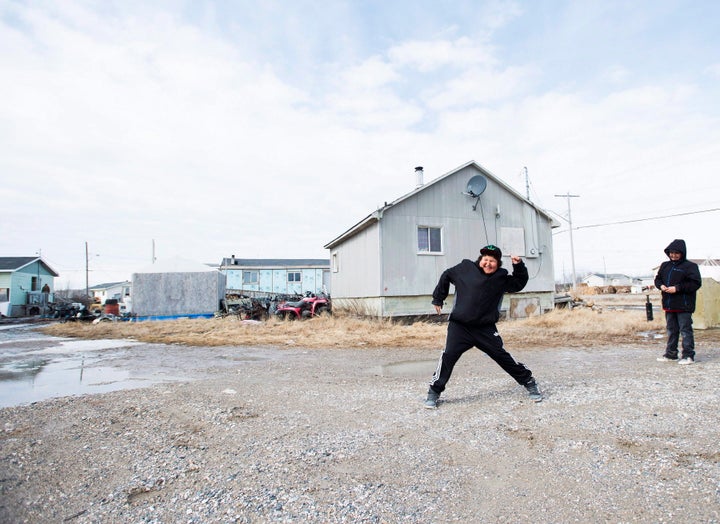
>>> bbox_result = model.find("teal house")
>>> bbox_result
[0,257,59,317]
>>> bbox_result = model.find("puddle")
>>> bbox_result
[637,331,664,339]
[0,325,191,408]
[0,323,279,408]
[0,354,181,408]
[378,359,437,378]
[27,338,143,355]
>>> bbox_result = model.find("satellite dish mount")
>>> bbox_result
[463,175,487,211]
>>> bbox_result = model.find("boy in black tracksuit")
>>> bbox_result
[654,239,702,364]
[425,245,542,408]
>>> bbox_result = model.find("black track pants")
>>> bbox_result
[429,321,533,394]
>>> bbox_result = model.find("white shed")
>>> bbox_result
[324,161,559,318]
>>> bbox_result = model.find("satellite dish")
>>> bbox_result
[465,175,487,198]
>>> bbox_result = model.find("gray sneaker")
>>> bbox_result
[656,356,678,362]
[678,357,695,365]
[424,389,440,409]
[524,379,543,402]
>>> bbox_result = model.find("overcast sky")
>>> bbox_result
[2,0,719,289]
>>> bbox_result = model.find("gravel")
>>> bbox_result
[1,341,719,523]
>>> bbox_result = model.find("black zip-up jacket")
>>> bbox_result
[432,259,528,326]
[654,239,702,313]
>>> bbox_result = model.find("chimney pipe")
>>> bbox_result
[415,166,424,188]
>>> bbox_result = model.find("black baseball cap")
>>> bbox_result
[480,245,502,260]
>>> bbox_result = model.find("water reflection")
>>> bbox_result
[0,325,165,408]
[0,354,155,408]
[0,358,50,382]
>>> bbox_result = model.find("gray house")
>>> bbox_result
[324,161,559,318]
[0,256,59,317]
[220,257,330,296]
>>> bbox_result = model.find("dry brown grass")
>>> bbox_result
[501,308,667,348]
[36,306,709,350]
[41,314,447,349]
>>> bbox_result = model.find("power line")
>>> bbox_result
[575,207,720,230]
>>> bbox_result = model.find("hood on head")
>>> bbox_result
[664,239,687,260]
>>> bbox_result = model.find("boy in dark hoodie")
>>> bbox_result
[654,239,702,364]
[424,245,541,408]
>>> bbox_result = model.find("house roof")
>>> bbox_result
[652,258,720,271]
[220,258,330,268]
[0,257,59,276]
[133,257,219,274]
[695,258,720,266]
[324,160,559,249]
[88,281,131,291]
[583,273,631,280]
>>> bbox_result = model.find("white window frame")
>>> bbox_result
[242,270,259,285]
[417,226,443,254]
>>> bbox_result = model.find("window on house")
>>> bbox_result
[332,253,339,273]
[287,271,301,282]
[242,271,259,285]
[417,226,442,253]
[0,288,8,302]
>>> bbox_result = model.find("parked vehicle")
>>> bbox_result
[55,303,97,322]
[274,292,331,320]
[220,296,271,321]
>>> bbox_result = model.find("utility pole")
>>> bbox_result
[524,166,530,200]
[85,241,90,297]
[555,193,580,292]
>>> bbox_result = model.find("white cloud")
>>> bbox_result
[388,37,495,72]
[424,64,538,109]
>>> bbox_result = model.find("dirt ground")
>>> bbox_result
[1,331,719,523]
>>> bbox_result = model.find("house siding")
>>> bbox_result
[328,223,382,299]
[132,271,225,318]
[224,265,329,296]
[381,165,555,301]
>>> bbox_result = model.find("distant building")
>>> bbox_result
[88,281,132,315]
[696,259,720,282]
[89,281,131,303]
[324,161,559,318]
[0,256,59,317]
[219,257,330,296]
[582,273,633,287]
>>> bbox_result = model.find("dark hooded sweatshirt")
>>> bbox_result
[432,259,528,326]
[654,239,702,313]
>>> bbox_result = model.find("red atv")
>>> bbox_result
[274,292,331,320]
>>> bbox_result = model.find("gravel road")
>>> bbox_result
[1,338,719,523]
